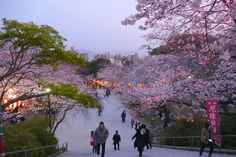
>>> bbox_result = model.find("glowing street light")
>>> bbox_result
[7,94,13,99]
[45,88,51,93]
[45,88,52,132]
[7,88,14,93]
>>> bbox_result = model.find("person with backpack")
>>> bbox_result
[94,122,109,157]
[112,130,121,150]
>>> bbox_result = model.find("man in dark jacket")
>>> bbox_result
[140,124,150,149]
[95,122,109,157]
[132,126,146,157]
[112,130,121,150]
[121,110,126,123]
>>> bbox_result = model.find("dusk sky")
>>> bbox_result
[0,0,147,55]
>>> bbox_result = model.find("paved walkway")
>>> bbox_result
[56,90,235,157]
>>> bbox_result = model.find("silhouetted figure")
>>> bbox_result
[140,124,150,149]
[148,131,154,149]
[98,107,102,116]
[105,87,111,97]
[135,121,141,130]
[112,130,121,150]
[131,118,135,128]
[121,110,126,123]
[132,126,146,157]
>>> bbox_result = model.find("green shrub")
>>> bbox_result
[4,119,58,157]
[160,115,236,149]
[220,115,236,149]
[162,116,205,147]
[167,116,205,137]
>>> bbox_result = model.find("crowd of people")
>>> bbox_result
[90,118,153,157]
[90,89,155,157]
[89,89,216,157]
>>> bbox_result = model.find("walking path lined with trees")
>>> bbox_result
[57,90,233,157]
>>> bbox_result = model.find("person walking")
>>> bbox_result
[112,130,121,150]
[199,122,214,157]
[105,87,111,97]
[121,110,126,123]
[135,121,141,130]
[132,125,147,157]
[98,107,102,116]
[90,131,97,153]
[95,92,99,99]
[148,131,154,149]
[95,122,109,157]
[131,118,135,128]
[140,124,150,149]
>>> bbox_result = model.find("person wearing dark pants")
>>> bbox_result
[132,126,146,157]
[140,124,150,149]
[148,131,154,149]
[113,130,121,150]
[95,122,109,157]
[121,110,126,123]
[199,122,214,157]
[97,143,106,156]
[200,141,214,157]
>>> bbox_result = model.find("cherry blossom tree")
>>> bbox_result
[98,53,235,119]
[123,0,236,32]
[119,1,236,117]
[123,0,236,58]
[0,19,100,128]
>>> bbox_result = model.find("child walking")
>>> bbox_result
[90,131,97,153]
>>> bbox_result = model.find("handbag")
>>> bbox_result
[90,141,96,146]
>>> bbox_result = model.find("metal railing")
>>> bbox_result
[4,142,68,157]
[154,135,236,154]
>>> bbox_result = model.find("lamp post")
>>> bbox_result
[46,88,52,132]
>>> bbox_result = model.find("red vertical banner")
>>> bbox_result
[206,100,221,146]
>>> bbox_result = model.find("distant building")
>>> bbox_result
[80,53,89,60]
[110,54,122,65]
[130,53,139,62]
[94,52,110,60]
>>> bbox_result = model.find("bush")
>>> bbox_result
[160,115,236,149]
[167,116,205,137]
[4,119,58,157]
[161,116,205,147]
[220,115,236,149]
